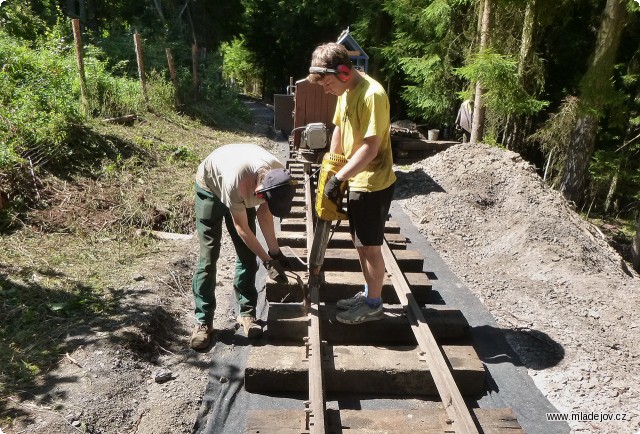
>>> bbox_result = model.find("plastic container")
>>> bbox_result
[428,129,440,141]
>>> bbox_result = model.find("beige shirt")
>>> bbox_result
[195,144,283,214]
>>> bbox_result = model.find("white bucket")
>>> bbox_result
[428,129,440,141]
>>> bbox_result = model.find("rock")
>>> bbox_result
[132,274,145,282]
[149,230,193,241]
[154,369,173,384]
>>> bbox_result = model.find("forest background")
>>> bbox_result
[2,0,640,251]
[1,0,640,417]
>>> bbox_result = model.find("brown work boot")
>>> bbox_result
[237,315,263,339]
[190,323,213,350]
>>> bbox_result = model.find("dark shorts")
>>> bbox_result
[348,182,395,247]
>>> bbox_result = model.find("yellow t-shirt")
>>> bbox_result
[333,75,396,192]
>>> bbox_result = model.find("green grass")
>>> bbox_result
[0,231,123,393]
[0,112,256,405]
[0,15,259,418]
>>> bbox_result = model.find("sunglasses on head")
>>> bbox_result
[309,66,339,76]
[309,65,351,82]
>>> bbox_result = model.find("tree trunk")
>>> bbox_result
[559,0,628,205]
[604,162,620,213]
[560,114,599,204]
[633,212,640,272]
[474,0,484,53]
[470,0,492,144]
[152,0,166,23]
[543,149,554,182]
[505,0,538,150]
[517,0,537,79]
[85,0,97,30]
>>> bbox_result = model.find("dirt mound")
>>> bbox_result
[396,143,640,433]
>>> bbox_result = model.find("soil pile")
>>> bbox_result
[395,142,640,434]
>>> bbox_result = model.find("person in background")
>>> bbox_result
[190,143,295,349]
[455,99,473,143]
[308,42,396,325]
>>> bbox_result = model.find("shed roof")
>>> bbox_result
[336,28,369,72]
[337,28,369,59]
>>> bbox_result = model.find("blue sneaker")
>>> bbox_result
[336,291,366,310]
[336,300,384,324]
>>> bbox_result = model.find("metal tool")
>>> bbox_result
[307,152,348,293]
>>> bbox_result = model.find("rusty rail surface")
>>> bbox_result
[304,162,326,433]
[381,241,480,433]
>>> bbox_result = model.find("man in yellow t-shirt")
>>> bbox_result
[308,42,396,325]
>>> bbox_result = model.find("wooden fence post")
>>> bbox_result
[71,19,89,114]
[192,42,199,99]
[633,213,640,272]
[134,31,148,105]
[166,48,177,89]
[165,48,178,104]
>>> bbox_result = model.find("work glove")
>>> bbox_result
[324,175,346,207]
[268,250,291,269]
[263,259,288,283]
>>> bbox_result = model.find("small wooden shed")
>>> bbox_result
[336,28,369,73]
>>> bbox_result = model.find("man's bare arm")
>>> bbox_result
[231,208,271,262]
[256,203,280,255]
[335,135,381,180]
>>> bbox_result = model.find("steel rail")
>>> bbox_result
[381,240,480,434]
[295,159,479,433]
[303,162,326,433]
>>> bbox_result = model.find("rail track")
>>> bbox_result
[243,155,525,433]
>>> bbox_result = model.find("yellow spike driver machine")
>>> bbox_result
[308,152,348,281]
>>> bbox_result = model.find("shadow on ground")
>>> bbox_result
[472,324,564,371]
[393,169,446,201]
[0,260,196,425]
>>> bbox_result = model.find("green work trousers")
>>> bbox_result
[192,183,259,325]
